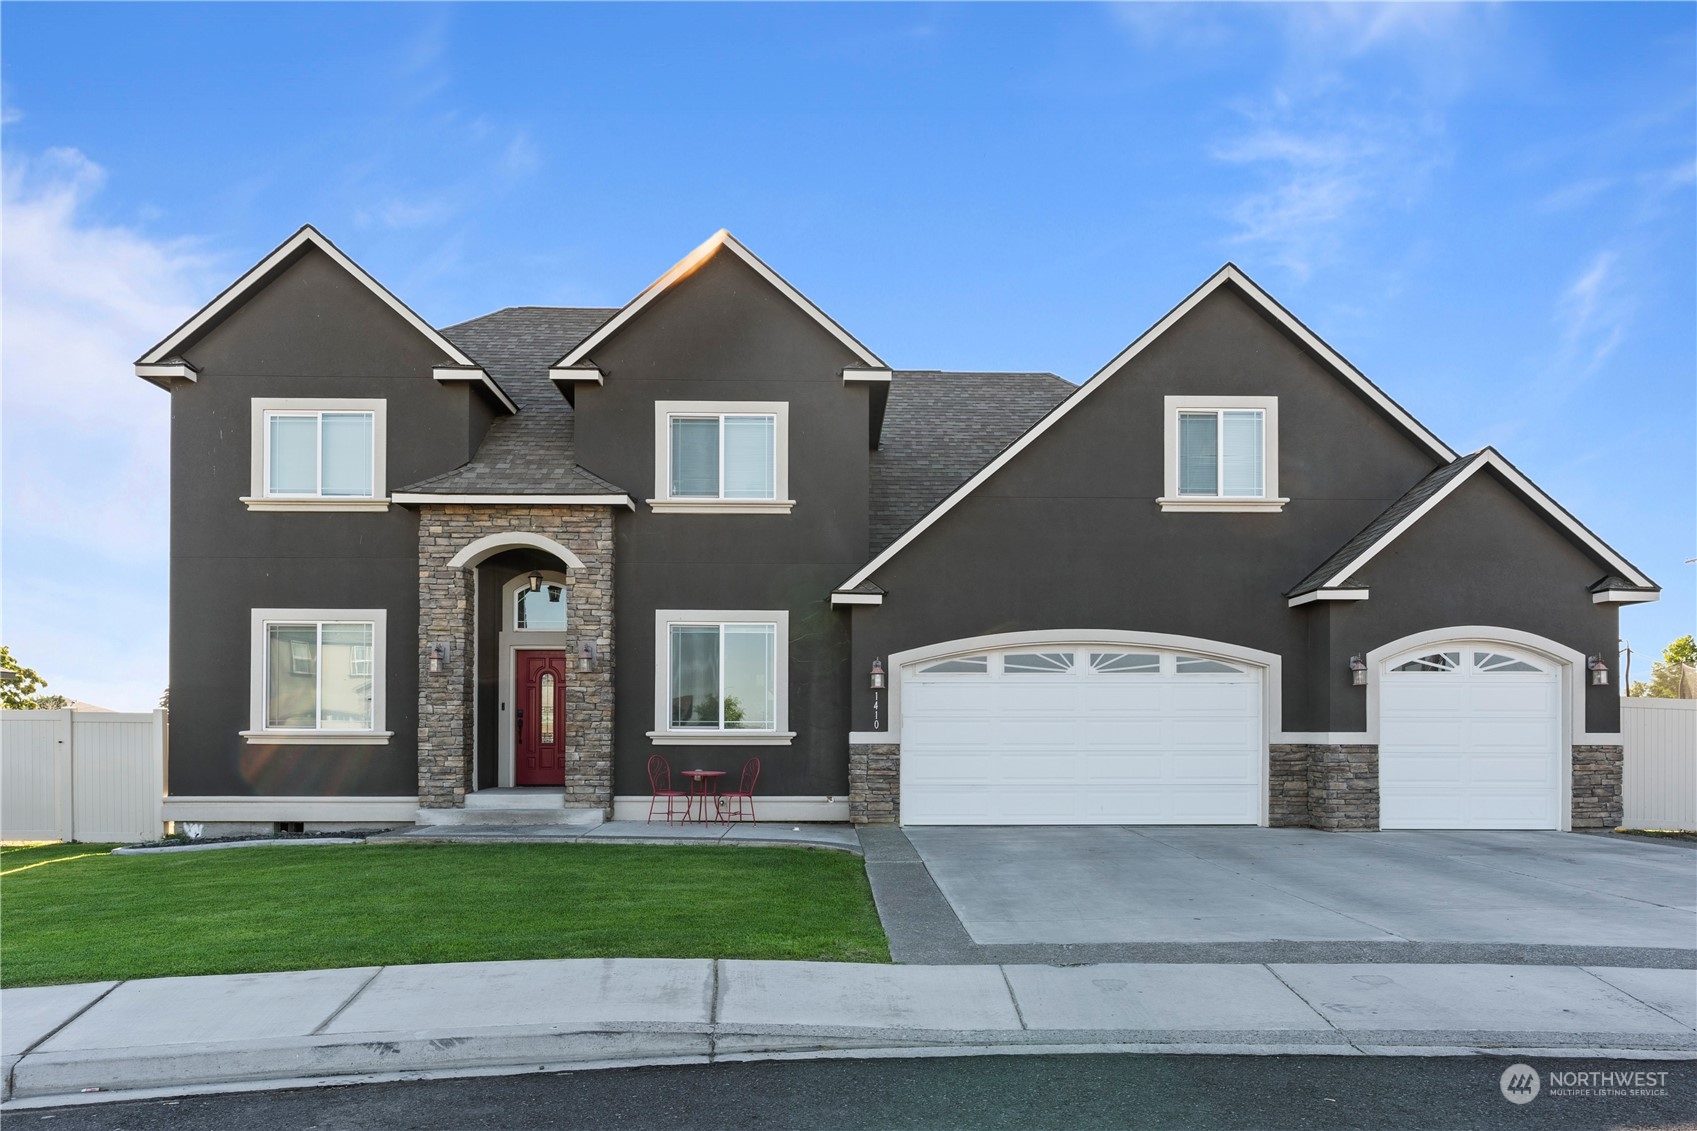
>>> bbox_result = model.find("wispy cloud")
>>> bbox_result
[1,147,216,707]
[1554,250,1630,383]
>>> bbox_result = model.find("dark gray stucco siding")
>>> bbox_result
[572,249,870,798]
[847,284,1445,735]
[1329,468,1622,734]
[167,247,486,798]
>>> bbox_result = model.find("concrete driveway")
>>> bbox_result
[902,827,1697,949]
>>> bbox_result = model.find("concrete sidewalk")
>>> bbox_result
[4,959,1693,1107]
[370,820,862,851]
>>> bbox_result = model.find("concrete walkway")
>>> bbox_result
[4,959,1693,1107]
[371,821,862,853]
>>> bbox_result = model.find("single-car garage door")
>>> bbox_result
[900,647,1262,825]
[1379,645,1562,829]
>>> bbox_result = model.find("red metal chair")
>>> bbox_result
[647,754,690,824]
[719,758,760,824]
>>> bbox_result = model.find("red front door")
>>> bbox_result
[515,651,568,786]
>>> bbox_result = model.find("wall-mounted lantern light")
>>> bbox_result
[870,659,886,690]
[1588,656,1609,686]
[428,642,450,673]
[527,571,543,593]
[548,585,563,603]
[1349,655,1368,687]
[578,641,597,674]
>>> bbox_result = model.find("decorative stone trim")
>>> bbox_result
[1306,743,1379,830]
[849,743,900,825]
[418,505,615,814]
[1267,744,1313,827]
[1571,744,1623,829]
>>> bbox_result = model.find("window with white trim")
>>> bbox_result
[515,584,568,631]
[650,402,792,513]
[246,608,389,743]
[247,398,387,509]
[651,610,792,742]
[1161,396,1284,511]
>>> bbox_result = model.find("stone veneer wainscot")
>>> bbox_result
[417,504,616,812]
[1570,744,1623,829]
[849,743,901,825]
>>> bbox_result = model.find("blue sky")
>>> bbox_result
[2,2,1692,708]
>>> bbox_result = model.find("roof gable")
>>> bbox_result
[838,263,1456,591]
[550,230,884,374]
[1288,447,1657,598]
[135,225,516,413]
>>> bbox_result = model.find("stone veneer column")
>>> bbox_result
[417,505,616,814]
[1305,744,1380,830]
[1267,744,1314,827]
[1570,744,1623,829]
[849,744,900,825]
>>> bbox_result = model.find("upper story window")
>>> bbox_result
[649,401,793,514]
[1159,396,1286,512]
[245,398,388,512]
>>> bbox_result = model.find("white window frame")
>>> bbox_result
[243,607,391,744]
[649,401,793,514]
[649,609,793,744]
[1159,395,1286,512]
[245,398,389,512]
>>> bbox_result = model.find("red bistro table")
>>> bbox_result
[679,770,727,824]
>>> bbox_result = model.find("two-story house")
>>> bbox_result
[138,226,1657,835]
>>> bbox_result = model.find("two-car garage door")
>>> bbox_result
[900,647,1262,825]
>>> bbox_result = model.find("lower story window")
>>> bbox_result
[652,610,792,742]
[247,608,389,742]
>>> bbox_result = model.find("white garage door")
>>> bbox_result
[900,647,1262,825]
[1380,646,1562,830]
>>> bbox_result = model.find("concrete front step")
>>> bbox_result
[414,806,604,828]
[464,788,566,810]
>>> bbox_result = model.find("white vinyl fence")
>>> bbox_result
[1621,698,1697,831]
[1,709,166,842]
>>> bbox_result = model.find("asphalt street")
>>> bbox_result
[18,1054,1695,1131]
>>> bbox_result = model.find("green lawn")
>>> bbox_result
[0,841,889,987]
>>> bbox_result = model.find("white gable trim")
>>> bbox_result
[1593,589,1659,605]
[1313,449,1655,593]
[838,263,1456,592]
[553,229,884,370]
[1287,588,1371,607]
[135,225,515,414]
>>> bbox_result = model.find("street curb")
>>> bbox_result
[6,1023,1695,1107]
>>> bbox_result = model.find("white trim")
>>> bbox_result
[843,367,893,383]
[849,731,892,745]
[241,731,393,745]
[1162,395,1281,507]
[1287,588,1371,607]
[648,500,797,515]
[497,570,573,789]
[433,367,518,414]
[163,796,419,822]
[1593,589,1660,604]
[1369,629,1582,831]
[651,400,791,512]
[137,225,515,413]
[548,366,604,384]
[1316,449,1656,592]
[831,592,885,606]
[446,532,586,571]
[611,795,847,823]
[838,263,1456,592]
[248,607,388,742]
[394,493,635,508]
[554,229,884,370]
[1158,498,1289,513]
[652,609,791,741]
[646,732,797,745]
[249,398,387,505]
[884,629,1282,827]
[136,361,198,385]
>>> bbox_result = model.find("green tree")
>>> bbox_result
[1640,635,1697,699]
[0,646,48,709]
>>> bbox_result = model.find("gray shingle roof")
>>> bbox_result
[1286,452,1485,597]
[399,307,622,496]
[870,370,1077,555]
